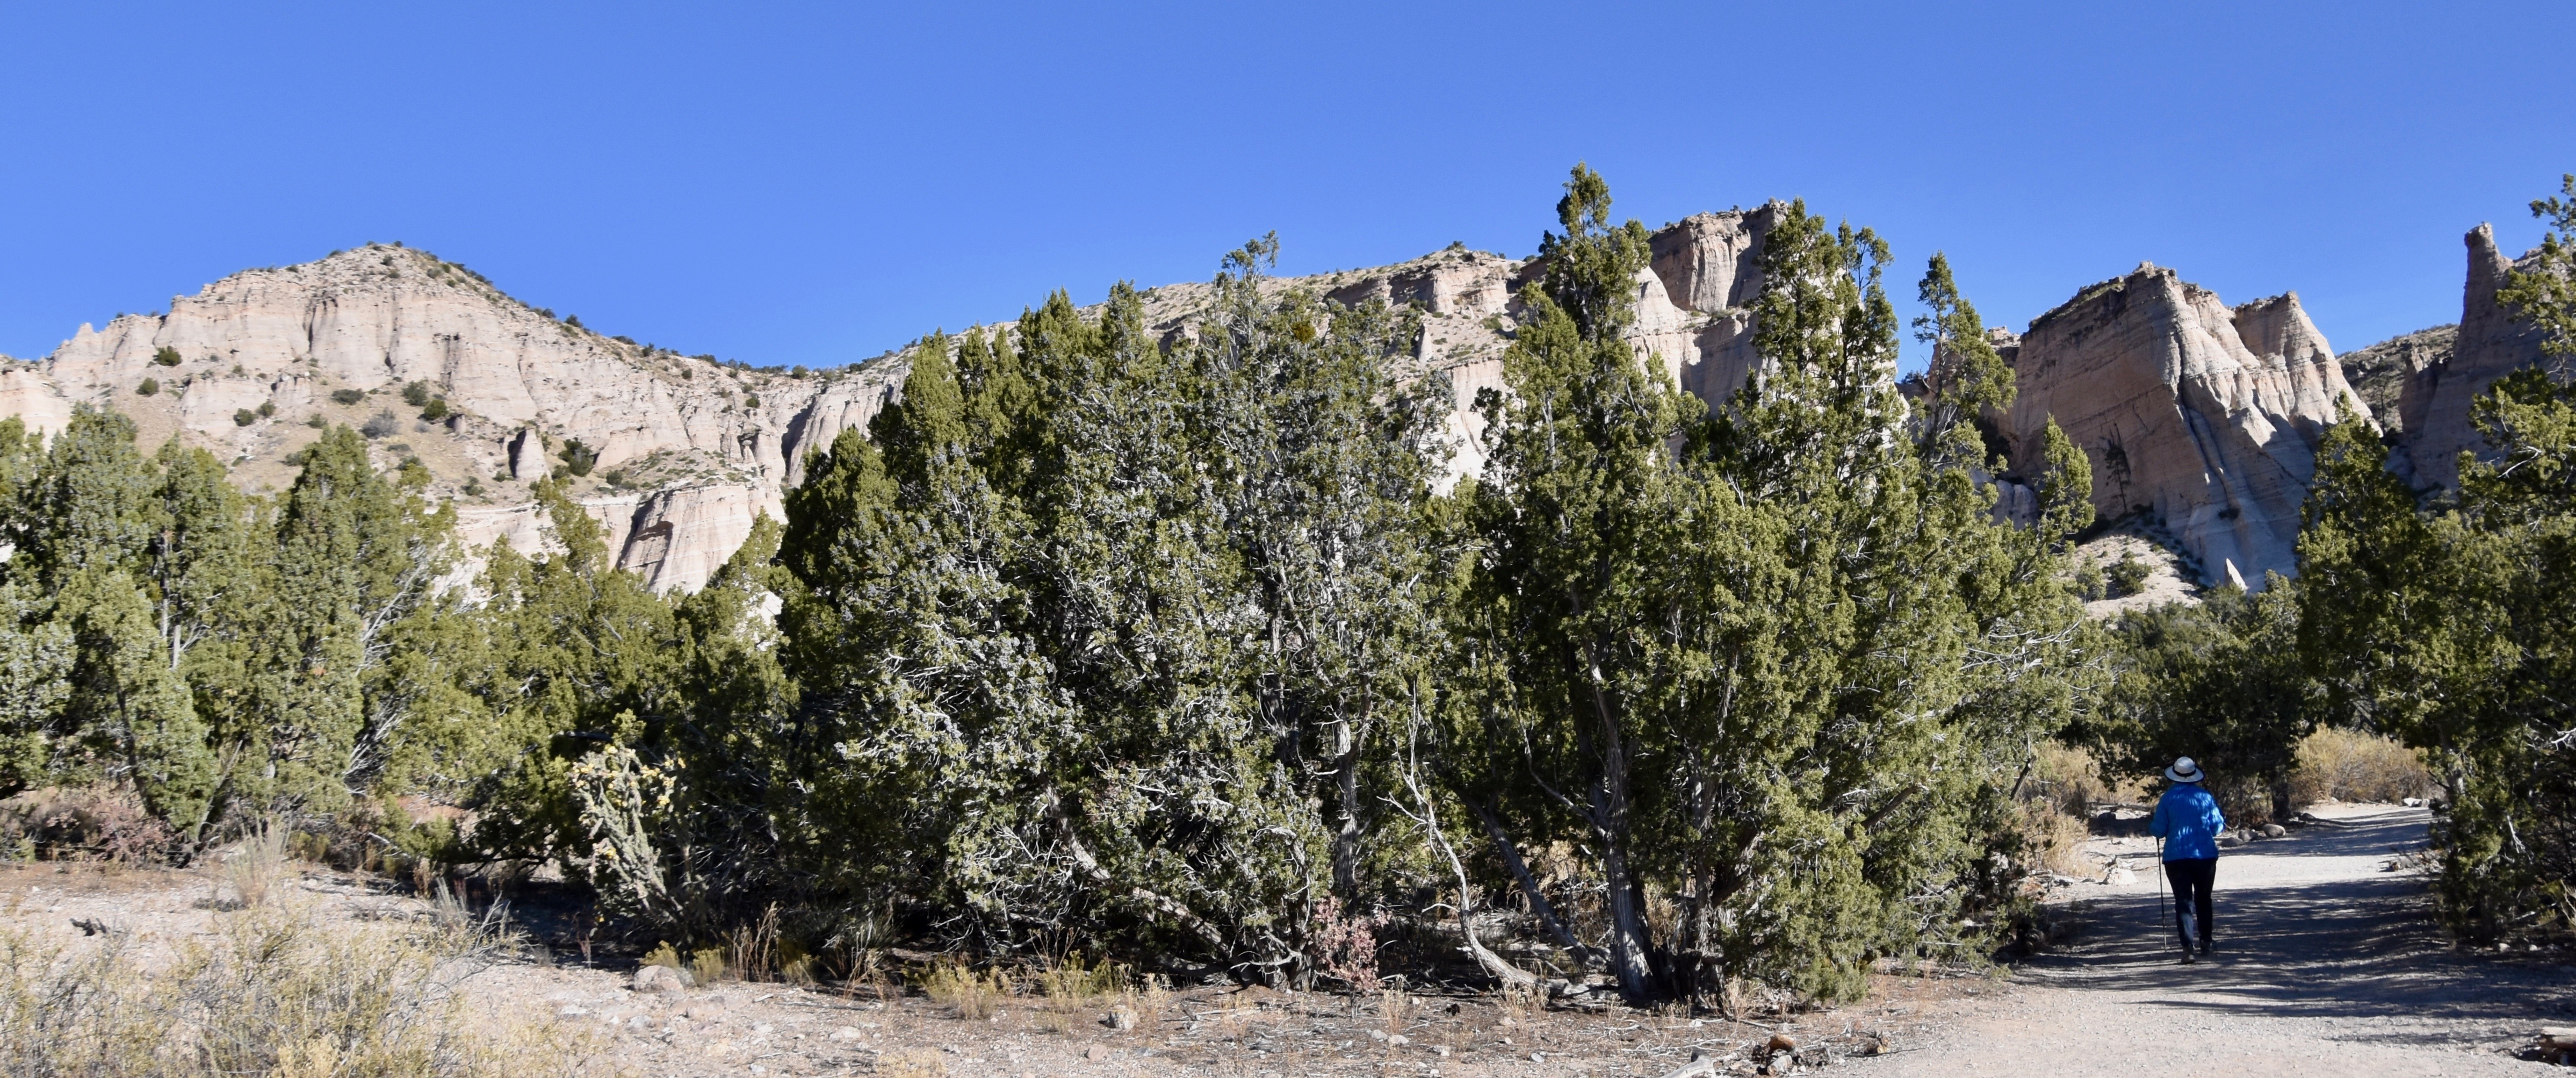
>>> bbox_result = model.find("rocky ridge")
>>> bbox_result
[1987,265,2368,587]
[11,245,903,592]
[4,210,2559,595]
[2394,224,2566,489]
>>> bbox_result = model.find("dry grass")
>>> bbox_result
[878,1047,948,1078]
[0,900,598,1076]
[921,960,1009,1020]
[2290,728,2434,805]
[220,825,288,909]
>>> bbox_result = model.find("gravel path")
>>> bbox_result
[1850,805,2574,1076]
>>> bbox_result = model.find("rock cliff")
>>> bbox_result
[2336,324,2454,436]
[2393,225,2566,489]
[1994,265,2368,588]
[7,245,901,591]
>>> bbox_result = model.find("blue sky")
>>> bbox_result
[2,2,2568,373]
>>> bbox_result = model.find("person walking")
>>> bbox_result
[2149,756,2225,962]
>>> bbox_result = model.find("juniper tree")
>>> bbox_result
[1460,163,1691,1001]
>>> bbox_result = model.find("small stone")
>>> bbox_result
[1387,1034,1409,1046]
[752,1023,773,1034]
[1105,1007,1138,1031]
[633,965,686,996]
[1529,1051,1545,1062]
[1085,1044,1111,1062]
[828,1026,863,1041]
[2262,823,2288,838]
[1434,1045,1452,1057]
[1766,1033,1799,1053]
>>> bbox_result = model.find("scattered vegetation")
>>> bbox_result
[136,378,158,396]
[555,439,596,478]
[0,902,591,1076]
[330,389,366,406]
[153,347,182,366]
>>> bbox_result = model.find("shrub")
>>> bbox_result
[152,346,182,366]
[305,414,329,429]
[232,409,256,427]
[137,378,159,396]
[330,389,366,406]
[256,401,276,418]
[401,382,432,407]
[921,961,1009,1019]
[2106,555,2152,598]
[362,412,402,439]
[220,826,288,909]
[420,398,451,422]
[2288,728,2433,806]
[0,903,593,1076]
[558,439,597,478]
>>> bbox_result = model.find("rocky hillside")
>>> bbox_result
[5,245,903,592]
[1986,267,2366,588]
[2336,324,2452,435]
[2,210,2559,595]
[2392,224,2567,488]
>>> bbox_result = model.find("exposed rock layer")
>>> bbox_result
[8,246,901,591]
[2394,225,2564,488]
[1995,265,2367,587]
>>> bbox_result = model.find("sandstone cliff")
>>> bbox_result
[2336,324,2454,436]
[8,245,902,591]
[1994,265,2368,588]
[2393,225,2566,489]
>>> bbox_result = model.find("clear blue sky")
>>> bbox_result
[3,2,2570,374]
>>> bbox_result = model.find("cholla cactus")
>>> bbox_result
[567,746,685,929]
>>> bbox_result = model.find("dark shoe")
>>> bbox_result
[2180,949,2197,965]
[2197,940,2214,957]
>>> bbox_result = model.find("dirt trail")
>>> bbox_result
[1854,805,2573,1076]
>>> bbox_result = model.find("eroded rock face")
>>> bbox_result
[1,208,1785,590]
[2395,225,2563,489]
[9,245,900,592]
[2336,324,2454,436]
[1997,265,2369,588]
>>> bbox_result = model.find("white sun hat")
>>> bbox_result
[2165,756,2205,784]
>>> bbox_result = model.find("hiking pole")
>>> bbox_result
[2154,858,2169,954]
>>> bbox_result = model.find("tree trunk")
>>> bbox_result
[1467,795,1583,952]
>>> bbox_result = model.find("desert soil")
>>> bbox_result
[5,802,2566,1076]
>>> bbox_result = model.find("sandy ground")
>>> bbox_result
[8,803,2565,1076]
[1851,804,2575,1077]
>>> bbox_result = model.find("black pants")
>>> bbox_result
[2164,857,2216,950]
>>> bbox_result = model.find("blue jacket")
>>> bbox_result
[2149,783,2226,861]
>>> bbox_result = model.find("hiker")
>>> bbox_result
[2149,756,2224,961]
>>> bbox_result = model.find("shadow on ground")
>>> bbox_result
[2036,809,2576,1039]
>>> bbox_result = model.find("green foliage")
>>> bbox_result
[152,347,181,367]
[2106,555,2151,598]
[255,401,276,419]
[419,398,450,422]
[1455,174,2093,1004]
[232,409,256,427]
[136,379,158,397]
[2087,584,2316,824]
[557,439,596,478]
[2298,369,2576,940]
[400,382,432,407]
[2498,173,2576,360]
[330,389,366,406]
